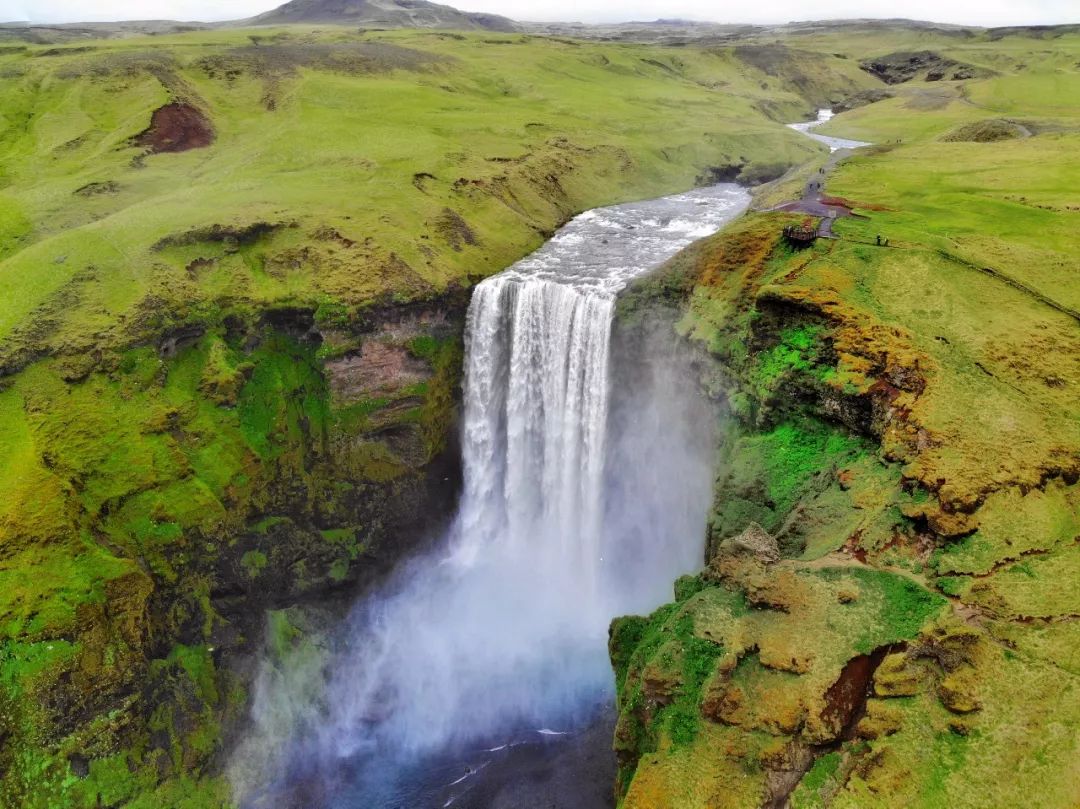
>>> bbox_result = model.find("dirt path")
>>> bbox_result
[767,144,866,237]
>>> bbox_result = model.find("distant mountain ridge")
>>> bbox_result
[248,0,518,31]
[2,10,1076,44]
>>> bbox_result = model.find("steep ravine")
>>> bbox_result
[227,183,749,809]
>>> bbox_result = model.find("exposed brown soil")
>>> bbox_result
[152,221,285,251]
[821,652,879,739]
[940,118,1029,143]
[819,195,894,212]
[134,102,213,154]
[434,207,480,251]
[74,180,120,196]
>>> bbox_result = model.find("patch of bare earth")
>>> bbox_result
[135,102,214,154]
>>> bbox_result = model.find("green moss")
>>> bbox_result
[674,574,709,603]
[166,645,219,706]
[406,334,441,360]
[936,576,968,597]
[417,334,463,459]
[266,609,303,663]
[813,568,946,653]
[791,750,842,809]
[240,550,268,578]
[328,558,349,582]
[753,323,826,393]
[237,333,328,460]
[665,611,724,748]
[251,516,287,534]
[610,616,650,695]
[712,416,868,539]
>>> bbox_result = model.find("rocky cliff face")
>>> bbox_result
[0,293,467,809]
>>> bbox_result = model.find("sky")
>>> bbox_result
[3,0,1077,26]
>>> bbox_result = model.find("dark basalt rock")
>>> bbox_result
[859,50,993,85]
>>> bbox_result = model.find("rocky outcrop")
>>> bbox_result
[718,521,781,563]
[858,50,993,84]
[830,88,893,113]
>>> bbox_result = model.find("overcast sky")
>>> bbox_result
[3,0,1077,26]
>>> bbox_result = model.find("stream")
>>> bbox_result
[788,108,871,151]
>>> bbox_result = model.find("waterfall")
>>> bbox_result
[232,184,749,807]
[455,278,614,591]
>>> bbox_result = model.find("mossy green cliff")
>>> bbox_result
[0,299,466,808]
[610,26,1080,804]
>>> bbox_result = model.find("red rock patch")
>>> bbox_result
[325,341,430,405]
[135,102,214,154]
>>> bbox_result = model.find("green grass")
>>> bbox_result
[753,324,824,391]
[0,26,845,369]
[811,567,946,654]
[618,28,1080,808]
[791,750,842,809]
[710,417,868,540]
[829,135,1080,312]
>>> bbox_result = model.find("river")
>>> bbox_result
[788,108,871,152]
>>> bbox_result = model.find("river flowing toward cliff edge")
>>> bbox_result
[231,184,749,808]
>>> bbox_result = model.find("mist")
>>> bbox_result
[228,185,748,807]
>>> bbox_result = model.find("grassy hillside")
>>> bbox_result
[0,26,872,371]
[612,27,1080,809]
[0,25,879,809]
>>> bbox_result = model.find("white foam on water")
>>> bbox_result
[788,108,871,152]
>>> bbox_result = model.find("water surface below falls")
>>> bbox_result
[232,183,750,808]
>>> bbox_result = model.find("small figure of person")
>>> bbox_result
[876,234,881,246]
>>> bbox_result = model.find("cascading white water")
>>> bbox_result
[456,278,614,591]
[787,109,871,152]
[232,184,749,807]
